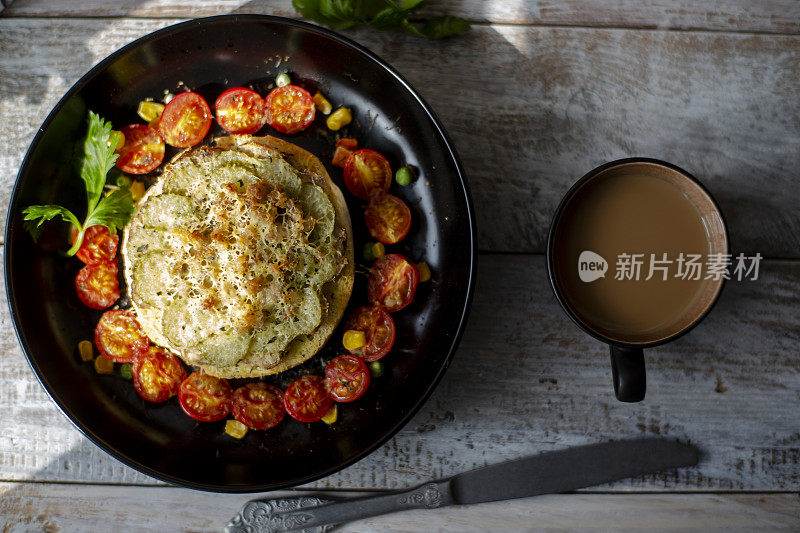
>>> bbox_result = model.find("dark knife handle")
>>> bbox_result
[226,481,454,533]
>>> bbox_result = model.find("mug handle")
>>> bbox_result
[609,345,646,402]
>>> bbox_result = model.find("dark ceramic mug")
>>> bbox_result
[546,158,729,402]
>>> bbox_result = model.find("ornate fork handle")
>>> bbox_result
[226,481,454,533]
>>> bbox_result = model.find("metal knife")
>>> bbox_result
[226,438,699,533]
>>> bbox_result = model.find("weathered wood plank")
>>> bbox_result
[1,20,798,254]
[5,0,800,34]
[1,483,798,532]
[1,252,798,490]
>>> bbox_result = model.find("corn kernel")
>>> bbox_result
[225,419,248,439]
[137,100,165,123]
[343,330,366,351]
[94,355,114,374]
[130,181,145,202]
[109,130,125,151]
[313,92,333,115]
[416,261,431,282]
[321,404,338,424]
[78,340,94,362]
[326,107,352,131]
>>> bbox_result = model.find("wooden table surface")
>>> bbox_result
[1,1,799,531]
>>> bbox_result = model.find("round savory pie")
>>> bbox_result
[122,135,354,378]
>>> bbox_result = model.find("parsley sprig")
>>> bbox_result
[292,0,470,39]
[23,112,134,256]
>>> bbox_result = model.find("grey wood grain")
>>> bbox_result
[1,20,799,255]
[1,252,798,490]
[1,483,798,532]
[5,0,800,34]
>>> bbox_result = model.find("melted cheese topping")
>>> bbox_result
[125,147,344,370]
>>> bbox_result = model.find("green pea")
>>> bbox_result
[369,361,384,378]
[116,174,132,188]
[395,165,415,186]
[275,73,291,87]
[363,242,377,261]
[120,363,133,380]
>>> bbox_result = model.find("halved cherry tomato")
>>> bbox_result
[344,306,396,361]
[343,149,392,200]
[365,193,412,244]
[94,309,149,363]
[74,225,119,265]
[75,261,120,310]
[115,124,165,174]
[367,254,419,312]
[132,346,186,403]
[215,87,266,135]
[232,382,286,430]
[283,375,333,423]
[332,138,358,168]
[158,92,212,148]
[325,354,370,403]
[178,372,233,422]
[264,85,315,134]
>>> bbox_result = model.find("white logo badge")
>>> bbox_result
[578,250,608,282]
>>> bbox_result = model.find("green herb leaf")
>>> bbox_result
[416,16,471,39]
[369,6,409,30]
[292,0,356,29]
[84,187,135,235]
[318,0,359,24]
[22,111,134,256]
[292,0,470,39]
[398,0,425,9]
[81,112,119,214]
[23,205,81,232]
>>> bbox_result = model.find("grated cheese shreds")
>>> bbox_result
[124,146,345,370]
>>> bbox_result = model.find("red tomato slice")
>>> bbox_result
[325,354,370,403]
[132,346,186,403]
[283,375,333,423]
[343,149,392,200]
[367,254,419,312]
[332,138,358,168]
[215,87,266,135]
[74,225,119,265]
[178,372,233,422]
[232,382,286,430]
[264,85,315,134]
[344,306,396,362]
[158,92,212,148]
[115,124,165,174]
[75,261,120,310]
[94,309,149,363]
[365,193,412,244]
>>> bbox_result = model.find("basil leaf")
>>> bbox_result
[292,0,470,39]
[398,0,425,9]
[369,6,409,30]
[417,16,471,39]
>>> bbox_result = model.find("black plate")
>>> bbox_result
[5,15,475,492]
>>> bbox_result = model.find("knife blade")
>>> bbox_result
[226,438,699,533]
[451,437,699,504]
